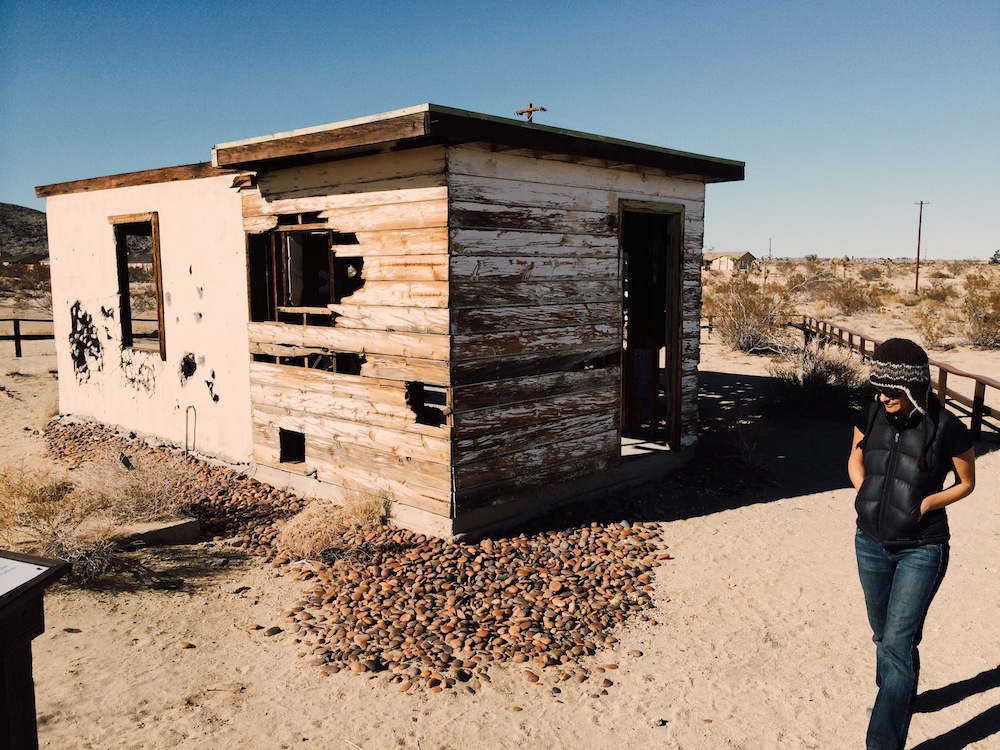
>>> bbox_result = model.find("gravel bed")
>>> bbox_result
[46,419,669,694]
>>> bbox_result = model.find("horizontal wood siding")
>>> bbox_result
[244,147,451,517]
[448,147,620,514]
[448,144,706,516]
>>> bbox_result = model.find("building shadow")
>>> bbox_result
[526,367,996,534]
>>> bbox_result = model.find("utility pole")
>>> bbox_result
[515,102,546,122]
[914,201,929,293]
[768,238,772,260]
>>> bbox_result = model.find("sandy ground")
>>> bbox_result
[3,319,999,749]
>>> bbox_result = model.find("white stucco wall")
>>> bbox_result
[44,175,252,462]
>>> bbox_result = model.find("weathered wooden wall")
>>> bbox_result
[447,144,706,524]
[242,147,454,518]
[243,142,707,533]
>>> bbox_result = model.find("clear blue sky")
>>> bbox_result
[2,0,997,259]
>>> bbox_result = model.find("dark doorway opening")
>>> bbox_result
[620,204,684,451]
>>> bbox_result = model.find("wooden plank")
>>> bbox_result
[455,447,619,513]
[451,278,618,308]
[447,144,710,200]
[450,201,612,235]
[248,382,450,437]
[357,353,450,384]
[449,172,616,213]
[320,199,449,231]
[451,228,618,259]
[250,352,449,388]
[450,254,618,281]
[364,254,449,282]
[329,303,449,334]
[251,421,449,487]
[453,388,617,442]
[248,321,449,360]
[453,344,620,386]
[251,360,446,395]
[352,227,449,257]
[344,281,448,308]
[36,163,237,197]
[454,430,618,492]
[455,412,617,467]
[452,323,619,361]
[252,435,451,517]
[453,367,617,412]
[241,185,447,218]
[254,147,446,200]
[252,404,450,464]
[453,301,617,334]
[213,111,431,168]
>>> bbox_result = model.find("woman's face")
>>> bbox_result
[877,387,913,416]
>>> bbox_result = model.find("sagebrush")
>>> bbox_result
[0,449,192,585]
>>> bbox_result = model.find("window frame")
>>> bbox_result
[109,212,166,360]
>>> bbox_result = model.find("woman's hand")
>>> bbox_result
[918,448,977,519]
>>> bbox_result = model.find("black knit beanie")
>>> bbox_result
[869,337,931,414]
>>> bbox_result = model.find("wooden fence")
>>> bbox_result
[0,317,55,358]
[796,316,999,440]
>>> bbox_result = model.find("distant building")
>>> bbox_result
[703,251,755,272]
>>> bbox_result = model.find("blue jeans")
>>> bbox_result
[855,529,949,750]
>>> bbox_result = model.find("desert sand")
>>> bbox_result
[3,312,999,750]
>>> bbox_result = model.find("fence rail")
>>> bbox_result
[0,317,55,358]
[795,316,999,440]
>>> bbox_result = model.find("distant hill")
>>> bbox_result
[0,203,48,263]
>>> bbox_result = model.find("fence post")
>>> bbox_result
[937,369,948,407]
[971,381,986,440]
[13,319,22,358]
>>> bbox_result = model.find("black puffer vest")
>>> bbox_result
[855,402,954,548]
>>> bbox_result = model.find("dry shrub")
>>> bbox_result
[0,449,193,585]
[919,280,957,303]
[914,300,959,350]
[858,265,883,281]
[341,488,392,527]
[767,341,867,416]
[276,501,347,560]
[277,489,391,561]
[71,446,188,524]
[820,278,888,315]
[702,271,795,353]
[964,272,1000,348]
[0,464,117,584]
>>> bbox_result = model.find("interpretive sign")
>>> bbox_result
[0,551,69,750]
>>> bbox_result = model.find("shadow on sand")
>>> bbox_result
[532,368,997,533]
[907,666,1000,749]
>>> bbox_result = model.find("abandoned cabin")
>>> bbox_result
[702,250,756,272]
[35,104,744,538]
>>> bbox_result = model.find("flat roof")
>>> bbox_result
[211,103,744,183]
[36,163,238,198]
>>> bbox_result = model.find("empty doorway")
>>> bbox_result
[620,203,684,451]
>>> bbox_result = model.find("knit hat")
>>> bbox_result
[869,337,931,414]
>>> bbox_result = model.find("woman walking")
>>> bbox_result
[848,338,976,750]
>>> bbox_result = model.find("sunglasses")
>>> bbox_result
[875,387,905,399]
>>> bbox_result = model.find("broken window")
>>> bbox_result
[248,221,364,323]
[111,213,165,360]
[247,217,366,372]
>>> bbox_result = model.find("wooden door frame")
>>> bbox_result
[618,200,685,450]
